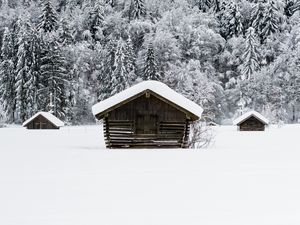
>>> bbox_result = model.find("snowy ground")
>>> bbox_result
[1,124,300,225]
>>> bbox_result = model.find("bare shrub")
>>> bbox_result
[188,121,214,149]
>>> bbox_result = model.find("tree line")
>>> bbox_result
[1,0,300,124]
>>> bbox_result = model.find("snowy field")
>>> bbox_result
[1,124,300,225]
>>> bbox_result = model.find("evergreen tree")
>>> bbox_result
[25,29,43,117]
[240,27,260,80]
[131,0,146,20]
[0,61,15,118]
[23,66,36,118]
[111,39,129,95]
[15,22,32,122]
[143,42,159,80]
[261,0,279,42]
[196,0,212,12]
[58,18,74,46]
[124,35,136,84]
[88,0,105,41]
[0,27,12,60]
[38,0,58,33]
[7,18,23,122]
[98,38,116,100]
[11,18,22,69]
[0,27,15,122]
[251,0,265,42]
[41,38,69,118]
[193,0,221,13]
[232,3,243,37]
[219,1,243,39]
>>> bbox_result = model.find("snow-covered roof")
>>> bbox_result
[22,112,64,127]
[92,80,203,120]
[233,110,269,125]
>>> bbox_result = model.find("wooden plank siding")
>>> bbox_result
[239,116,265,131]
[102,93,191,148]
[26,115,59,129]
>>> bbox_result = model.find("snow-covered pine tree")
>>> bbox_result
[284,58,300,122]
[41,37,69,119]
[15,22,32,122]
[24,28,43,117]
[195,0,212,12]
[217,1,229,38]
[266,23,300,122]
[11,18,22,68]
[232,2,243,37]
[251,0,266,43]
[0,27,15,123]
[97,38,117,100]
[111,38,129,95]
[0,60,15,118]
[240,27,260,80]
[3,18,24,122]
[38,0,58,33]
[64,40,95,124]
[143,42,159,80]
[193,0,220,13]
[23,69,36,118]
[124,35,136,85]
[58,18,74,46]
[131,0,146,20]
[261,0,279,42]
[88,0,105,41]
[219,1,243,39]
[0,27,13,72]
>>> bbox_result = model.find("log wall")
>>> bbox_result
[103,93,191,148]
[239,116,265,131]
[26,115,59,129]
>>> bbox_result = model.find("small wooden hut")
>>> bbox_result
[92,80,203,148]
[233,111,269,131]
[22,112,64,129]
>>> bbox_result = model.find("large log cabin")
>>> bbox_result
[92,81,203,149]
[22,112,64,129]
[233,111,269,131]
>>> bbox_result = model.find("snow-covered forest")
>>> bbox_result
[0,0,300,125]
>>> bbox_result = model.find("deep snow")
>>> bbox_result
[0,124,300,225]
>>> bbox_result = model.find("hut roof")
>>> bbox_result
[92,80,203,120]
[233,110,269,125]
[22,112,64,127]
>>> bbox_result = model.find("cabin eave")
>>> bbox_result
[95,89,199,121]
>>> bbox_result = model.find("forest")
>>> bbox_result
[0,0,300,125]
